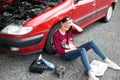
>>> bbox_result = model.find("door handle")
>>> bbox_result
[92,1,96,6]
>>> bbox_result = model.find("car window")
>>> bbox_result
[43,0,59,2]
[41,0,63,5]
[74,0,82,2]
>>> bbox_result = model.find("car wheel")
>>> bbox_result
[43,23,60,54]
[101,6,113,23]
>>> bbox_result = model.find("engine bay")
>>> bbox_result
[0,0,58,30]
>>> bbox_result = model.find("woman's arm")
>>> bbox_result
[65,44,77,53]
[65,48,77,53]
[53,33,65,55]
[70,21,83,32]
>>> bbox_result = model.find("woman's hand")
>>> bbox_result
[70,47,77,51]
[69,20,83,32]
[69,44,76,50]
[65,44,77,53]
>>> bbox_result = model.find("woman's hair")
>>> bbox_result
[61,16,72,23]
[61,16,73,31]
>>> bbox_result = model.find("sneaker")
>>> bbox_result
[88,77,99,80]
[88,71,99,80]
[107,62,120,70]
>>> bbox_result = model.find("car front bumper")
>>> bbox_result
[0,34,44,52]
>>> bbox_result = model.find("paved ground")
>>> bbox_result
[0,1,120,80]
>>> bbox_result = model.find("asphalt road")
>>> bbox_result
[0,1,120,80]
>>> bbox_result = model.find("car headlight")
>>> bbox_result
[1,24,33,35]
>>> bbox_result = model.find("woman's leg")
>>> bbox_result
[62,48,99,80]
[78,41,107,60]
[62,48,92,73]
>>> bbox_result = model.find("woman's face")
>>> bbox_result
[61,20,72,31]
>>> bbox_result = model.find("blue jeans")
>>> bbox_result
[62,41,107,73]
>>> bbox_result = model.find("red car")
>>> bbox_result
[0,0,118,55]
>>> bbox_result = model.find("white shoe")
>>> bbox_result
[88,71,99,80]
[107,62,120,70]
[88,77,99,80]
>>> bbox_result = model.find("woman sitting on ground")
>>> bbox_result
[53,17,120,80]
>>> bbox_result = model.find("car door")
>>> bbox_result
[71,0,96,28]
[93,0,109,20]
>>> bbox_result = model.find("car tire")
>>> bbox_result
[101,5,113,23]
[43,23,60,54]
